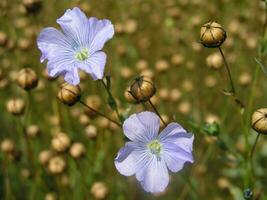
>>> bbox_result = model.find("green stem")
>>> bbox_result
[217,47,244,109]
[148,99,167,127]
[79,100,121,127]
[100,79,123,123]
[250,133,260,180]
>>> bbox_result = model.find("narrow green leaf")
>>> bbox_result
[255,57,267,77]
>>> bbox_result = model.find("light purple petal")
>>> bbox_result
[81,51,106,80]
[64,67,80,85]
[140,156,169,193]
[88,17,115,53]
[37,27,73,62]
[115,142,146,176]
[136,112,160,140]
[159,122,194,153]
[162,142,194,173]
[56,7,88,47]
[123,112,160,143]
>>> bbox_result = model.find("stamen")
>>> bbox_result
[75,48,89,61]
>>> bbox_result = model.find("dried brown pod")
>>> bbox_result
[57,83,81,106]
[17,68,38,90]
[251,108,267,134]
[200,21,226,48]
[128,76,156,103]
[6,98,25,116]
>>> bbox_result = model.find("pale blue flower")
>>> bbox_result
[37,7,114,85]
[115,111,194,193]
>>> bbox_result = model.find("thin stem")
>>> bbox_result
[218,46,236,94]
[218,47,245,109]
[148,99,167,127]
[100,79,122,122]
[250,133,260,178]
[79,100,121,127]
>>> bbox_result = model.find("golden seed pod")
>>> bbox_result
[206,53,223,69]
[124,86,138,104]
[128,76,156,103]
[238,72,252,86]
[200,21,226,48]
[51,132,71,152]
[155,60,169,73]
[48,156,66,175]
[0,31,8,46]
[91,182,109,200]
[6,98,25,116]
[69,142,86,159]
[85,125,97,139]
[39,149,53,166]
[26,124,40,138]
[1,139,15,154]
[251,108,267,134]
[16,68,38,90]
[84,95,101,117]
[45,193,57,200]
[57,83,81,106]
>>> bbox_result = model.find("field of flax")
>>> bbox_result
[1,0,267,199]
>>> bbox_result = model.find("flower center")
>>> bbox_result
[147,140,162,155]
[75,48,89,61]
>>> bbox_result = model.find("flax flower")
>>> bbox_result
[115,111,194,193]
[37,7,114,85]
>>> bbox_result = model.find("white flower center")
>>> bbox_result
[75,48,89,61]
[147,140,162,156]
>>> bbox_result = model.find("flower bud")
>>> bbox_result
[129,76,156,103]
[16,68,38,90]
[51,132,71,152]
[1,139,15,154]
[251,108,267,134]
[6,98,25,116]
[48,156,66,174]
[200,21,226,48]
[57,83,81,106]
[91,182,109,200]
[69,142,86,159]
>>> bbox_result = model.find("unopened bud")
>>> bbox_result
[128,76,156,103]
[57,83,81,106]
[251,108,267,134]
[17,68,38,90]
[200,21,226,48]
